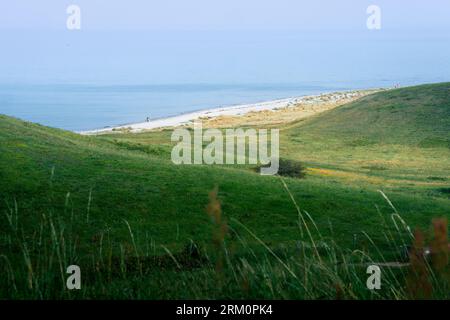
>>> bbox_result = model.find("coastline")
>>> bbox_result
[79,88,383,135]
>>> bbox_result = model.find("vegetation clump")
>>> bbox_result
[256,158,306,179]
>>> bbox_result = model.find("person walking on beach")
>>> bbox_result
[146,116,150,122]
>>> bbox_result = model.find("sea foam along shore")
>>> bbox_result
[79,90,376,135]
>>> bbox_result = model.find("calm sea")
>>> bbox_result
[0,80,416,132]
[1,28,449,131]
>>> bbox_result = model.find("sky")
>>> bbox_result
[1,0,450,31]
[0,0,449,84]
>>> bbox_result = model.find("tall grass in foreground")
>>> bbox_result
[0,181,448,299]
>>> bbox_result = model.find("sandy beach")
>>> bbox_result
[80,89,382,135]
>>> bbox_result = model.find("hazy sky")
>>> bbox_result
[1,0,450,31]
[0,1,449,84]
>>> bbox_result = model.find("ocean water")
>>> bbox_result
[0,81,389,132]
[1,29,449,131]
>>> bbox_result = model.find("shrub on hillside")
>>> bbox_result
[277,158,306,178]
[256,158,306,179]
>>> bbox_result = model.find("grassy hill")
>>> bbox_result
[281,83,450,193]
[291,83,450,147]
[0,83,449,299]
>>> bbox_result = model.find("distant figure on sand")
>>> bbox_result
[146,116,150,122]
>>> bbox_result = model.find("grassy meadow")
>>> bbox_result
[0,83,449,299]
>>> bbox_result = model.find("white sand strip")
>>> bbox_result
[79,90,372,135]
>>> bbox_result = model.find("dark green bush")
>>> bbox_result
[256,158,306,179]
[277,158,306,178]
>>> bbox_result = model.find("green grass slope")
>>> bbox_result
[0,83,449,299]
[281,83,450,193]
[291,82,450,147]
